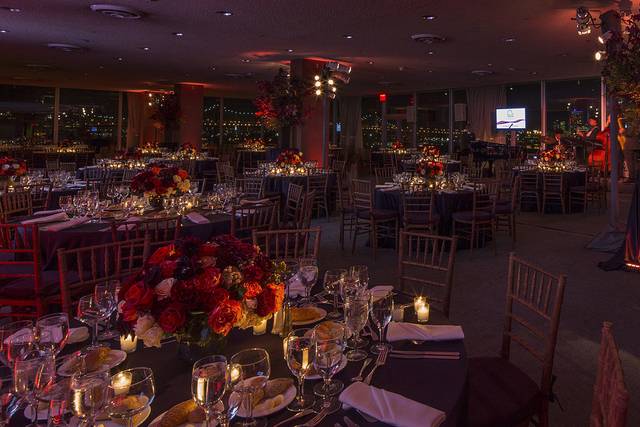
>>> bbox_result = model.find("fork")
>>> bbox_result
[363,347,388,385]
[351,357,372,382]
[294,399,334,427]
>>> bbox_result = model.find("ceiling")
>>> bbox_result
[0,0,623,97]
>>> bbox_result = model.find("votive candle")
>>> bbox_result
[417,303,430,323]
[414,296,426,312]
[111,371,132,396]
[253,318,267,335]
[119,334,138,353]
[392,305,405,322]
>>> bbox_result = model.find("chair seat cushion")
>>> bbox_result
[467,357,542,427]
[452,210,494,222]
[494,202,513,215]
[357,209,397,220]
[404,212,440,225]
[0,270,65,299]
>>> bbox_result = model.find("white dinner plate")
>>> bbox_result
[292,307,327,326]
[230,383,296,418]
[148,402,222,427]
[305,354,348,380]
[31,406,151,426]
[57,349,127,377]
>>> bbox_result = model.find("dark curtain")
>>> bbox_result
[600,176,640,270]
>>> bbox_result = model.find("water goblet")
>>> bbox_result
[0,321,33,368]
[0,367,17,427]
[107,367,155,427]
[312,323,346,408]
[229,348,270,427]
[14,354,53,427]
[298,265,318,306]
[370,293,394,354]
[284,330,315,412]
[192,356,228,427]
[76,295,102,348]
[323,269,346,319]
[70,370,109,427]
[94,281,119,340]
[36,313,70,358]
[343,294,370,362]
[349,265,369,290]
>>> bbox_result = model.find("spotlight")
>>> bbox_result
[576,7,593,35]
[314,75,320,81]
[315,89,322,96]
[314,81,321,88]
[598,30,613,44]
[594,50,605,61]
[328,79,334,85]
[331,86,337,92]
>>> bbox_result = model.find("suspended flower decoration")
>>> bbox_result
[254,68,309,129]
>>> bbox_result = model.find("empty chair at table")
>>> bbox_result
[542,172,566,214]
[495,175,520,246]
[11,183,51,213]
[111,216,181,253]
[351,179,398,259]
[252,227,321,260]
[231,201,278,242]
[519,171,541,213]
[306,174,330,220]
[236,176,265,200]
[298,190,316,229]
[570,167,606,213]
[336,173,355,249]
[590,321,629,427]
[398,231,458,317]
[452,190,497,255]
[1,190,32,222]
[467,253,566,427]
[57,237,150,315]
[217,163,235,185]
[282,183,304,228]
[401,190,439,234]
[374,166,396,185]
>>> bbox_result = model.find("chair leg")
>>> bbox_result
[470,222,476,255]
[492,220,497,255]
[351,219,358,254]
[339,213,345,249]
[372,220,378,260]
[511,214,516,245]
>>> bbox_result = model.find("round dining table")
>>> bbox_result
[8,294,468,427]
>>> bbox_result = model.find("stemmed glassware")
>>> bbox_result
[35,313,70,358]
[370,293,394,354]
[0,367,17,427]
[192,356,228,427]
[70,370,109,427]
[284,330,315,412]
[229,348,270,427]
[298,264,318,306]
[77,295,103,348]
[94,281,120,340]
[323,269,346,319]
[312,323,346,409]
[0,320,33,368]
[343,294,370,362]
[13,354,54,427]
[349,265,369,290]
[5,328,36,366]
[107,367,155,427]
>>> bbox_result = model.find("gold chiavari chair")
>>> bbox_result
[570,167,606,213]
[351,179,398,259]
[252,227,321,260]
[306,174,329,219]
[231,201,278,242]
[452,190,497,255]
[236,177,265,200]
[398,231,457,317]
[111,216,181,253]
[217,163,235,185]
[495,175,520,246]
[519,171,540,213]
[336,173,355,249]
[282,183,304,228]
[11,183,51,213]
[297,190,315,229]
[374,166,396,185]
[542,172,566,214]
[467,253,566,427]
[1,190,32,222]
[401,191,439,234]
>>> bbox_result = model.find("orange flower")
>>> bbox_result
[208,300,242,336]
[243,281,263,299]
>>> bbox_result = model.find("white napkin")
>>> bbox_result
[186,212,209,224]
[41,216,89,231]
[287,274,305,298]
[21,212,69,224]
[386,322,464,342]
[339,382,446,427]
[34,209,64,216]
[369,285,394,302]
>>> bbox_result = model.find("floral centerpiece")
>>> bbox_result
[0,157,27,179]
[276,149,303,167]
[539,146,571,171]
[254,68,308,130]
[177,142,198,159]
[390,141,405,151]
[118,236,285,354]
[421,145,441,158]
[130,163,191,206]
[417,159,444,178]
[139,142,161,155]
[240,138,266,151]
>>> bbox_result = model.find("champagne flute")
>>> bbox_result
[70,370,109,427]
[298,265,318,306]
[344,295,370,362]
[370,293,394,354]
[312,323,346,408]
[77,295,102,348]
[323,270,346,319]
[229,348,270,427]
[107,368,155,427]
[192,356,228,427]
[284,330,315,412]
[36,313,70,357]
[0,321,33,367]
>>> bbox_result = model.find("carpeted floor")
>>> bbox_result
[312,199,639,426]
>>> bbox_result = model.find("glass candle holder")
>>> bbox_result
[119,334,138,353]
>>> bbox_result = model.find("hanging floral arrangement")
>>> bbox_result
[602,12,640,134]
[254,68,308,129]
[149,93,181,129]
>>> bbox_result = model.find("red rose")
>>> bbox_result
[120,302,138,323]
[158,303,186,333]
[256,283,285,317]
[148,245,176,265]
[124,281,154,310]
[198,243,219,257]
[199,267,221,288]
[203,287,230,311]
[177,169,189,180]
[243,281,262,299]
[159,260,178,278]
[242,264,265,282]
[208,299,242,336]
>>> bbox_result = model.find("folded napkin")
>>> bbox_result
[380,186,400,193]
[287,274,305,298]
[34,209,64,216]
[340,382,446,427]
[21,212,68,224]
[186,212,209,224]
[369,285,394,302]
[41,216,89,232]
[386,322,464,342]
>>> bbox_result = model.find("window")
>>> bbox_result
[202,96,220,145]
[417,91,449,149]
[361,96,382,148]
[386,94,413,146]
[0,85,54,143]
[506,82,542,148]
[222,98,263,145]
[59,89,119,147]
[546,78,601,135]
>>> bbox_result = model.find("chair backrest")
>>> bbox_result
[236,177,264,199]
[122,169,139,181]
[472,190,495,215]
[45,159,59,171]
[398,231,458,317]
[470,178,501,197]
[12,183,51,212]
[252,227,321,260]
[83,167,109,181]
[402,191,436,224]
[231,201,278,241]
[1,190,32,221]
[111,216,181,253]
[542,172,564,193]
[520,171,539,192]
[351,179,374,212]
[590,321,629,427]
[218,164,235,184]
[298,190,315,228]
[57,236,149,315]
[306,174,328,195]
[284,183,304,226]
[374,166,396,185]
[332,160,347,178]
[502,253,566,398]
[336,173,352,212]
[59,162,76,172]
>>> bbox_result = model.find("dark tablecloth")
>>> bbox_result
[512,169,586,213]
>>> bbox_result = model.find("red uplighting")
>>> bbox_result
[379,93,387,103]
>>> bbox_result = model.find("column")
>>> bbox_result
[175,83,204,148]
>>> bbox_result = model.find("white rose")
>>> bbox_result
[155,278,176,300]
[140,325,163,348]
[133,314,155,337]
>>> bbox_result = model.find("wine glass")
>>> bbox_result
[284,330,315,412]
[312,323,346,409]
[192,356,228,427]
[349,265,369,290]
[36,313,70,358]
[323,269,346,319]
[14,354,53,427]
[212,378,241,427]
[0,367,17,427]
[343,294,370,362]
[5,328,36,365]
[370,293,394,354]
[229,348,270,427]
[107,368,155,427]
[70,370,109,427]
[94,281,119,340]
[298,265,318,306]
[77,295,102,348]
[0,320,33,367]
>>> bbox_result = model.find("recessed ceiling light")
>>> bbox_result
[141,46,150,51]
[211,66,217,71]
[504,37,516,43]
[1,6,21,12]
[427,51,434,55]
[530,71,538,75]
[47,43,84,52]
[367,60,374,65]
[487,63,493,67]
[116,57,123,61]
[507,67,516,71]
[0,29,8,33]
[287,48,294,53]
[343,34,353,39]
[427,69,433,73]
[422,15,437,20]
[241,58,251,63]
[90,4,143,19]
[216,10,232,16]
[172,32,184,37]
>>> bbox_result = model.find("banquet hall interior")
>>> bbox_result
[0,1,639,426]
